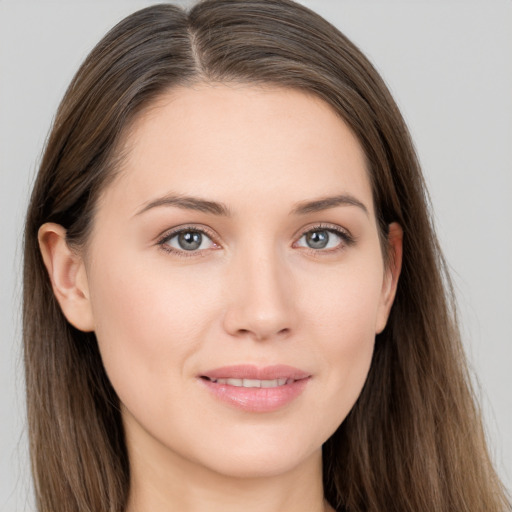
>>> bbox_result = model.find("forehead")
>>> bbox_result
[101,83,373,217]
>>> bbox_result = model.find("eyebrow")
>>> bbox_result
[136,194,231,217]
[291,194,369,216]
[135,193,368,217]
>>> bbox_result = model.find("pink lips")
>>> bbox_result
[198,364,311,412]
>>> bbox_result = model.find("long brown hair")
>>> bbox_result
[23,1,510,511]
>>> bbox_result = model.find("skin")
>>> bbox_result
[39,84,402,512]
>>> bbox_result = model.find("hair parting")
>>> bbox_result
[23,1,511,511]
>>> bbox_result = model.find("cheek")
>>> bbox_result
[87,250,219,411]
[305,251,384,346]
[300,258,383,434]
[84,236,385,476]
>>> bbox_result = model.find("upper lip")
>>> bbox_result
[200,364,311,381]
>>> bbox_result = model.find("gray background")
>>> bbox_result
[1,1,511,509]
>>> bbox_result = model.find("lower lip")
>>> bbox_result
[199,378,310,412]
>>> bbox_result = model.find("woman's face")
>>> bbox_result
[80,84,400,478]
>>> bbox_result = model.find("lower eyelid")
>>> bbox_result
[168,234,213,250]
[157,226,220,253]
[156,225,353,256]
[295,226,353,248]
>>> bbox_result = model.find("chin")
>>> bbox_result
[202,446,321,480]
[180,423,326,480]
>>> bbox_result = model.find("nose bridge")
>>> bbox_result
[223,238,296,341]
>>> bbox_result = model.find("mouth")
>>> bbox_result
[201,376,295,388]
[198,365,311,412]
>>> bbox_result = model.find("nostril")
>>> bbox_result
[234,326,292,342]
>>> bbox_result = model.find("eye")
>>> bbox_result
[159,228,218,254]
[295,227,352,251]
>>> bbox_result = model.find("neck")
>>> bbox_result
[125,433,332,512]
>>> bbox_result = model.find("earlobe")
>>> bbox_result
[38,223,95,332]
[376,222,403,334]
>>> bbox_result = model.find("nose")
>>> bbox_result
[222,246,297,342]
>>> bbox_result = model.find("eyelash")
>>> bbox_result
[157,225,218,258]
[156,223,355,258]
[294,223,355,256]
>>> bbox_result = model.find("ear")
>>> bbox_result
[38,223,95,332]
[375,222,403,334]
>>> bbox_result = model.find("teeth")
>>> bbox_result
[211,378,290,388]
[242,379,261,388]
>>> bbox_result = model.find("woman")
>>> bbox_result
[22,1,511,511]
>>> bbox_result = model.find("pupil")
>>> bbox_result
[306,230,329,249]
[178,231,202,250]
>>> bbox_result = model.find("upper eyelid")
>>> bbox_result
[156,222,353,249]
[156,226,220,257]
[157,224,218,243]
[293,222,353,241]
